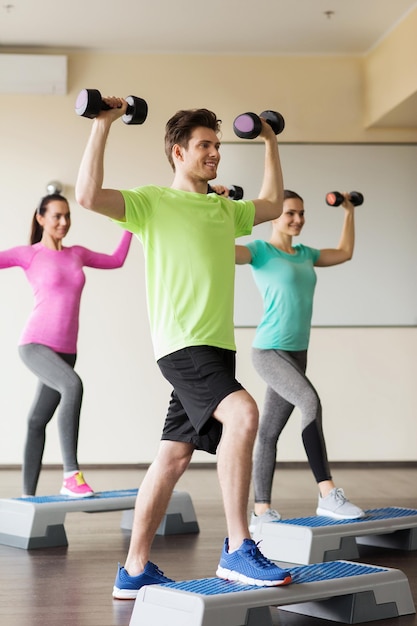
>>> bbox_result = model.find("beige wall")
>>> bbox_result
[0,46,416,466]
[364,6,417,127]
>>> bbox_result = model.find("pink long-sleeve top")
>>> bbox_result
[0,230,132,353]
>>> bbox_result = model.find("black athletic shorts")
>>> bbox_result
[157,345,244,454]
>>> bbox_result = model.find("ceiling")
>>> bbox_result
[1,1,416,128]
[0,0,416,56]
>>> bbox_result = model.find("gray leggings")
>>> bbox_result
[252,347,331,504]
[18,344,83,496]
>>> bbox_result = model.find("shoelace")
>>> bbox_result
[268,509,280,520]
[153,564,172,581]
[333,488,347,503]
[149,563,166,576]
[246,541,275,569]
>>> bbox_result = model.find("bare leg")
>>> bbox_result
[318,479,336,497]
[214,389,259,552]
[124,440,194,576]
[254,502,272,515]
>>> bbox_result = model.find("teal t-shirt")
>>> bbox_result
[246,241,320,351]
[116,186,255,360]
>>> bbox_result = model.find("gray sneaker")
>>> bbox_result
[316,488,365,520]
[249,508,281,534]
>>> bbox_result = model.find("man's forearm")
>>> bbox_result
[258,136,283,205]
[76,118,111,210]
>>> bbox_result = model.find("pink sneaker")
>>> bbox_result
[60,471,94,498]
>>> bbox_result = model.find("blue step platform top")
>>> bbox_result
[279,507,417,527]
[13,488,138,503]
[129,560,416,626]
[160,560,388,595]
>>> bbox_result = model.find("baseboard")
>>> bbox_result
[1,461,416,470]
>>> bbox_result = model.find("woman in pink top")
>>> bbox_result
[0,194,133,497]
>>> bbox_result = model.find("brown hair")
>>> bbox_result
[284,189,303,202]
[164,108,221,171]
[30,194,70,244]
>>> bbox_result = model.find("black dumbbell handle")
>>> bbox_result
[90,97,135,117]
[207,184,244,200]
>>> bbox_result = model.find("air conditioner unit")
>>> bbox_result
[0,54,67,95]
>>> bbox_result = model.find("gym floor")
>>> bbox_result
[0,465,416,626]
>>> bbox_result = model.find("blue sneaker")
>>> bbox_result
[216,538,292,587]
[112,562,174,599]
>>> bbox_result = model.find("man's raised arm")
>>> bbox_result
[76,97,127,221]
[252,117,284,226]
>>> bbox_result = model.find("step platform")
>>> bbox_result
[0,489,199,549]
[129,560,415,626]
[252,506,417,565]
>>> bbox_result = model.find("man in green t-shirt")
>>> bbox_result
[76,102,291,597]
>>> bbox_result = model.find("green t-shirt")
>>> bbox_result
[246,241,320,351]
[116,186,255,360]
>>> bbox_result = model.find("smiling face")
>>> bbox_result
[173,126,221,183]
[273,196,305,237]
[37,199,71,242]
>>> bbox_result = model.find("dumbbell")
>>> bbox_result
[207,184,244,200]
[325,191,364,207]
[233,110,285,139]
[75,88,148,125]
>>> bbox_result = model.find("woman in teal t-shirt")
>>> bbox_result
[236,189,365,529]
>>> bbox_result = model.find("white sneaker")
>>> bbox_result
[249,508,281,534]
[317,488,365,520]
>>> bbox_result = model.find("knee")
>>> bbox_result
[172,450,192,474]
[257,421,279,445]
[66,372,83,398]
[301,388,322,415]
[27,418,46,433]
[215,390,259,441]
[233,397,259,441]
[175,454,192,477]
[157,442,193,479]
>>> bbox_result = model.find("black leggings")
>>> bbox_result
[18,344,83,496]
[252,347,331,504]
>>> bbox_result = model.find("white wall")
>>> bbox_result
[2,309,416,463]
[236,327,417,463]
[0,50,416,465]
